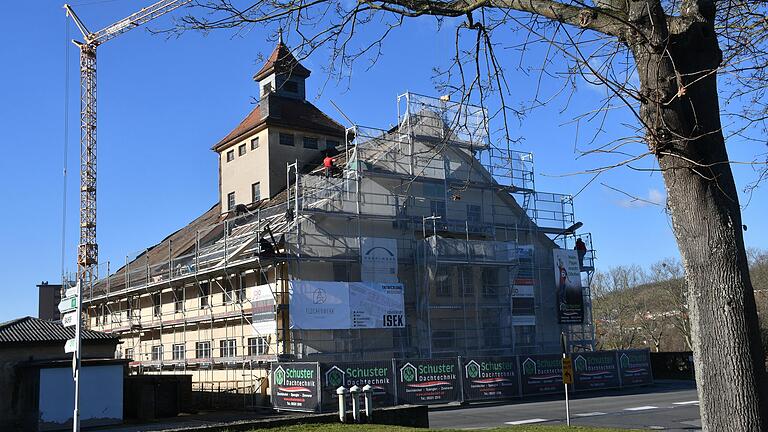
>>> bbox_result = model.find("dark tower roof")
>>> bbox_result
[253,40,311,82]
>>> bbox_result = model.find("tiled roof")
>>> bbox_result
[0,316,118,344]
[213,94,345,151]
[254,42,311,82]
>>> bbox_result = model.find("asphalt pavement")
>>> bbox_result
[429,380,700,431]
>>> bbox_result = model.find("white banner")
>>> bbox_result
[349,282,405,328]
[290,281,405,330]
[290,281,351,329]
[251,283,277,335]
[361,238,398,283]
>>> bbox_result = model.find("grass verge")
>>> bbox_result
[250,424,640,432]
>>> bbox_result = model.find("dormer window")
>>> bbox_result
[284,81,298,93]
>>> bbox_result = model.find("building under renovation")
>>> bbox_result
[82,40,596,395]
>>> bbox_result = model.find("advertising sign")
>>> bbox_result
[361,237,399,283]
[572,352,620,391]
[519,354,564,396]
[395,359,460,405]
[251,283,276,335]
[461,356,520,401]
[290,281,405,330]
[320,361,395,411]
[271,362,321,412]
[617,349,653,386]
[553,249,584,324]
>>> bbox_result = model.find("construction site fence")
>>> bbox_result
[270,349,652,413]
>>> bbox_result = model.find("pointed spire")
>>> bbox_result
[253,36,311,82]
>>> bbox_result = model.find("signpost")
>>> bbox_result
[64,280,83,432]
[561,332,571,427]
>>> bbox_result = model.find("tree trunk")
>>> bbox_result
[629,11,768,431]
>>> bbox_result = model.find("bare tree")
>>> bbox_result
[591,267,645,349]
[173,0,768,428]
[649,258,692,350]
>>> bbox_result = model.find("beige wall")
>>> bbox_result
[218,126,343,209]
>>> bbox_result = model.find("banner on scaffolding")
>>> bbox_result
[271,362,321,412]
[251,283,277,335]
[553,249,584,324]
[290,281,405,330]
[320,360,396,411]
[395,358,460,405]
[461,356,520,401]
[519,354,565,396]
[572,351,620,391]
[617,349,653,387]
[361,237,399,283]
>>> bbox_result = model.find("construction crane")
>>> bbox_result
[64,1,190,289]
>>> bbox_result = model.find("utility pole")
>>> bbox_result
[63,3,190,431]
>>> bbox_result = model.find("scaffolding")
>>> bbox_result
[79,91,596,401]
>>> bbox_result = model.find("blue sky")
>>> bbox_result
[0,1,765,321]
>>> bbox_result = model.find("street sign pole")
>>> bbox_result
[72,279,82,432]
[561,332,571,427]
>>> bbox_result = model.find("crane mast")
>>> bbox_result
[64,1,190,290]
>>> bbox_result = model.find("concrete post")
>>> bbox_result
[362,384,374,422]
[349,385,361,423]
[336,386,349,423]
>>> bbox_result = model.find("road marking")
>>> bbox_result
[504,418,549,425]
[574,412,607,417]
[673,400,699,405]
[624,406,658,411]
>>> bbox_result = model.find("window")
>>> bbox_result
[172,344,185,360]
[227,192,235,211]
[467,204,482,224]
[279,133,295,146]
[248,337,269,356]
[151,345,163,362]
[125,348,134,360]
[220,339,237,358]
[174,288,184,313]
[461,267,474,297]
[196,341,211,359]
[430,200,446,220]
[302,136,318,149]
[152,293,161,318]
[223,278,243,304]
[436,268,452,297]
[250,137,259,150]
[326,139,340,148]
[252,182,261,203]
[262,82,273,94]
[482,269,498,297]
[199,282,210,308]
[226,150,234,162]
[238,143,246,156]
[512,297,535,315]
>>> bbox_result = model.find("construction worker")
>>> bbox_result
[575,238,587,270]
[323,153,334,178]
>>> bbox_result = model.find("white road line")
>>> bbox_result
[624,406,658,411]
[673,400,699,405]
[574,412,607,417]
[504,418,549,425]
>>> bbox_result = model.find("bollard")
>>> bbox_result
[336,386,349,423]
[349,385,361,423]
[362,384,374,422]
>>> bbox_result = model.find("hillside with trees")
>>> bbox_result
[592,249,768,354]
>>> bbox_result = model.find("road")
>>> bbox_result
[429,381,700,431]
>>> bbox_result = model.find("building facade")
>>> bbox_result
[81,41,596,395]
